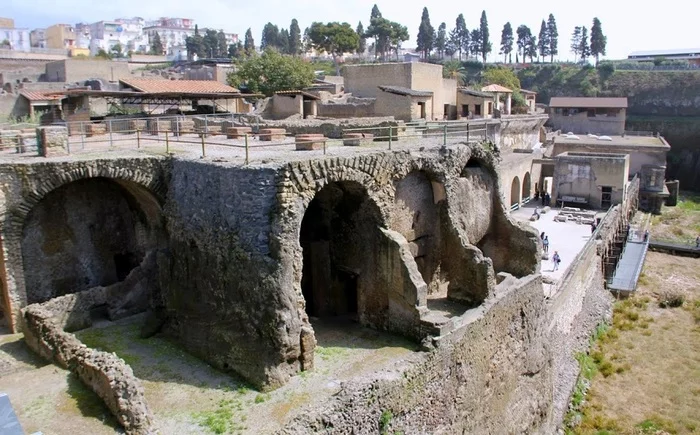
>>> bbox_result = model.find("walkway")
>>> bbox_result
[649,239,700,257]
[608,235,649,293]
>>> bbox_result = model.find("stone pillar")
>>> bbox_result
[36,126,69,157]
[506,94,512,115]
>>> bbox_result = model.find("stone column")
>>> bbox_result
[506,93,512,115]
[36,126,69,157]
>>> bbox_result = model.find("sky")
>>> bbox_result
[4,0,699,61]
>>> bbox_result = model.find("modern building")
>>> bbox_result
[343,62,457,121]
[45,24,77,50]
[628,48,700,66]
[143,18,195,57]
[29,28,46,48]
[548,97,628,136]
[0,26,31,52]
[0,18,14,29]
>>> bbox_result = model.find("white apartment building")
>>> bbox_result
[30,28,46,48]
[144,17,195,56]
[0,27,31,51]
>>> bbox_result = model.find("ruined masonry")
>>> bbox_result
[0,127,623,433]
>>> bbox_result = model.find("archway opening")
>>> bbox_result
[21,177,166,305]
[522,172,531,202]
[510,176,521,209]
[300,181,381,320]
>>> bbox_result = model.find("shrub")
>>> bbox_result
[658,289,685,308]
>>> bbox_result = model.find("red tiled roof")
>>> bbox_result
[20,90,65,101]
[482,84,513,93]
[119,78,240,94]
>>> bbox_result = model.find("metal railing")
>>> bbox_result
[1,118,491,165]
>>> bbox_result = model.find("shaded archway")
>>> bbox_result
[21,177,166,305]
[510,176,521,208]
[522,172,531,201]
[300,181,383,320]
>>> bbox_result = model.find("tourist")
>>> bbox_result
[591,221,597,233]
[552,251,561,271]
[643,230,649,242]
[544,192,551,206]
[543,236,550,254]
[696,235,700,248]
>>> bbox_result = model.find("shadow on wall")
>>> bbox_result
[20,177,167,306]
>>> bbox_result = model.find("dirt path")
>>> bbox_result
[0,315,421,434]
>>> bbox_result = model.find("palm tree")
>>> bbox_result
[443,60,466,85]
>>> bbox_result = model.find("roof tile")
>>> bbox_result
[482,84,513,93]
[378,85,433,97]
[20,90,64,101]
[119,78,240,94]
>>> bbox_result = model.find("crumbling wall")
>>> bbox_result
[20,253,158,434]
[316,100,375,118]
[279,274,552,434]
[499,115,549,151]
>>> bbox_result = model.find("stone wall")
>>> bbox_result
[45,59,131,83]
[498,115,549,151]
[316,100,375,118]
[20,252,158,434]
[0,157,169,330]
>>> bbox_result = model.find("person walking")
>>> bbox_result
[543,236,549,254]
[552,251,561,271]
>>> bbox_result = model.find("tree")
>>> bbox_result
[469,29,482,58]
[228,49,315,96]
[525,33,537,62]
[216,31,228,57]
[278,28,290,54]
[308,22,360,74]
[261,23,281,51]
[499,22,513,63]
[366,16,392,60]
[388,21,409,60]
[111,43,124,58]
[150,32,163,55]
[538,20,549,62]
[449,14,469,60]
[482,66,521,91]
[185,25,206,60]
[244,28,255,56]
[228,41,243,58]
[547,14,558,62]
[479,10,491,63]
[371,4,382,20]
[436,22,447,59]
[203,29,220,57]
[516,25,531,62]
[579,26,591,63]
[590,17,607,66]
[289,19,302,56]
[570,26,582,62]
[443,60,466,85]
[356,22,367,55]
[95,48,112,60]
[416,7,435,59]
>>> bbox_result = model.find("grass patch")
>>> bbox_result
[379,409,393,435]
[195,397,246,434]
[315,345,349,361]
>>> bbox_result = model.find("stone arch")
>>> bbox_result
[510,176,521,208]
[3,165,167,311]
[299,179,394,326]
[20,176,166,306]
[522,171,531,201]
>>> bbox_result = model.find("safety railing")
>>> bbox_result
[1,119,492,165]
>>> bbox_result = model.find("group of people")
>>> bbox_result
[534,191,551,207]
[540,232,561,271]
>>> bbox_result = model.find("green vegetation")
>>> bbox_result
[379,409,393,434]
[195,397,246,434]
[650,193,700,243]
[227,50,315,96]
[307,22,360,74]
[314,345,349,361]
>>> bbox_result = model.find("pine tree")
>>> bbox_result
[469,29,482,58]
[371,4,382,20]
[356,21,366,55]
[244,28,255,56]
[538,20,549,62]
[547,14,558,62]
[449,14,469,60]
[150,32,163,55]
[278,28,290,54]
[436,22,447,59]
[590,17,607,66]
[228,41,243,58]
[216,31,228,57]
[261,23,281,51]
[416,7,435,59]
[289,19,302,56]
[526,33,537,62]
[570,26,582,62]
[516,25,531,62]
[479,10,491,63]
[500,22,513,63]
[579,26,591,62]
